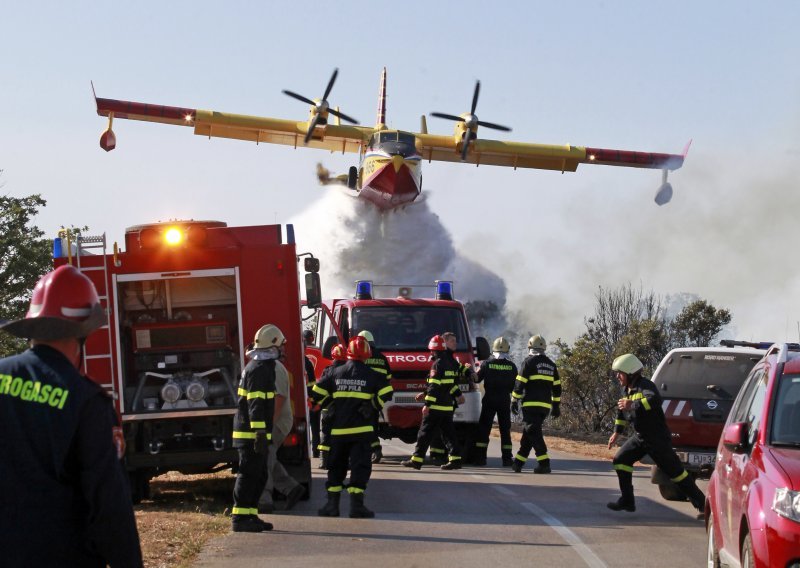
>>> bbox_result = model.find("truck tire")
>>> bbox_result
[658,482,688,502]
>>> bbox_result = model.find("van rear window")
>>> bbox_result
[653,352,761,400]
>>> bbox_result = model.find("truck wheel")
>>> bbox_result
[706,517,721,568]
[741,533,754,568]
[129,471,150,504]
[658,482,688,502]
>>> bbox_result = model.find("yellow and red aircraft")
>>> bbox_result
[94,68,689,208]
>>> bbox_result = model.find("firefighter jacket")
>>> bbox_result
[0,345,143,568]
[233,358,276,448]
[476,356,518,400]
[425,351,465,413]
[310,360,393,440]
[304,355,316,396]
[613,376,670,442]
[316,360,345,410]
[512,353,561,412]
[365,345,392,380]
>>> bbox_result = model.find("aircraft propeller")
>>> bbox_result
[282,68,359,144]
[431,80,511,161]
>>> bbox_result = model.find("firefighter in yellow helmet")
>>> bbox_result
[510,335,561,474]
[231,324,281,532]
[471,337,518,466]
[607,353,705,515]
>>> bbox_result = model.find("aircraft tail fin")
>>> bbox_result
[375,67,387,129]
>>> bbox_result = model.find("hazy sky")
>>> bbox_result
[2,2,799,343]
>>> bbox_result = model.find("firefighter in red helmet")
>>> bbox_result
[317,343,347,469]
[310,336,393,518]
[401,334,467,471]
[0,265,143,567]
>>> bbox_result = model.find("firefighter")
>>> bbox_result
[472,337,518,466]
[607,353,705,515]
[317,343,347,469]
[0,265,143,567]
[401,334,468,471]
[311,336,393,518]
[510,335,560,474]
[231,324,280,532]
[358,330,391,464]
[304,329,321,458]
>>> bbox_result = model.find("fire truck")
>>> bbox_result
[53,220,319,502]
[305,280,490,448]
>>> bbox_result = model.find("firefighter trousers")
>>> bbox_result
[309,408,321,456]
[233,446,268,516]
[476,395,512,457]
[413,410,461,462]
[327,438,373,493]
[516,410,548,462]
[318,408,333,453]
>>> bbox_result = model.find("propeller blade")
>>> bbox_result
[328,108,359,125]
[431,112,465,122]
[477,120,511,132]
[460,135,470,162]
[470,81,480,115]
[322,68,338,101]
[304,114,321,145]
[283,90,316,106]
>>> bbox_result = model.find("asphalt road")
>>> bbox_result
[196,438,708,567]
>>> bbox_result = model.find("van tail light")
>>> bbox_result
[283,433,299,447]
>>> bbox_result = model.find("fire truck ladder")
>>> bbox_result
[76,233,117,396]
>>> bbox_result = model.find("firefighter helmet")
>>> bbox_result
[492,337,510,353]
[0,265,106,340]
[528,335,547,351]
[331,343,347,361]
[358,330,374,343]
[253,324,286,349]
[347,336,371,361]
[612,353,644,375]
[428,335,446,351]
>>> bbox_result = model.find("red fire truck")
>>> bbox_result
[305,280,490,448]
[53,220,318,502]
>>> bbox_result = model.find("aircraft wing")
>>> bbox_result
[414,133,685,172]
[95,97,371,154]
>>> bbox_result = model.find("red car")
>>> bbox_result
[706,343,800,567]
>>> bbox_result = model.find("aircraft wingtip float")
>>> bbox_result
[94,68,688,208]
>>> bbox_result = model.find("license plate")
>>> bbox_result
[687,453,715,466]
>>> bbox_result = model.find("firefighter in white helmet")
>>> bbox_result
[470,337,518,466]
[510,335,561,474]
[231,324,281,532]
[607,353,705,515]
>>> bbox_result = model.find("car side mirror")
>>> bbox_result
[475,336,491,361]
[322,335,338,359]
[722,422,749,453]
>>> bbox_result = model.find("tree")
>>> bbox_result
[670,299,732,347]
[0,193,52,357]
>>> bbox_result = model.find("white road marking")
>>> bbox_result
[520,502,608,568]
[471,474,486,481]
[490,484,516,496]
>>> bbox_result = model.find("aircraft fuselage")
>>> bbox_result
[357,130,423,210]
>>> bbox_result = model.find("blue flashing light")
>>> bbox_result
[53,238,63,259]
[435,280,454,301]
[355,280,373,300]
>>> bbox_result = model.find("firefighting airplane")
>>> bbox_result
[94,68,689,208]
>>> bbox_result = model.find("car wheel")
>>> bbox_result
[658,482,688,502]
[741,533,755,568]
[706,517,721,568]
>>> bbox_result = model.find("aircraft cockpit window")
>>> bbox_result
[375,131,418,157]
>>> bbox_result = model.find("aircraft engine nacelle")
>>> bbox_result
[100,113,116,152]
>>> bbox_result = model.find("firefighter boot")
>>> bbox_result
[533,458,551,474]
[319,450,329,470]
[441,458,462,470]
[607,470,636,512]
[232,515,274,532]
[371,445,383,464]
[472,445,488,466]
[511,457,524,473]
[502,452,514,467]
[401,458,422,470]
[318,491,341,517]
[349,492,375,519]
[677,476,706,516]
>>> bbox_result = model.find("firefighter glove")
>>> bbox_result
[551,403,561,419]
[254,430,271,455]
[511,400,520,414]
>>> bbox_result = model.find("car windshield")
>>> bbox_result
[351,306,468,352]
[771,374,800,446]
[653,351,762,399]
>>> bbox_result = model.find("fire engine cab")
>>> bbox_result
[53,220,319,502]
[305,280,490,447]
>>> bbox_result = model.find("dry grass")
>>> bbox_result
[134,471,233,568]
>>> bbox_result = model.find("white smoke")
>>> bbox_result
[289,188,507,332]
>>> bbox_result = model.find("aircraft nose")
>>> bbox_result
[392,155,404,173]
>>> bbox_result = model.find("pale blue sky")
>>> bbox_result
[2,2,799,341]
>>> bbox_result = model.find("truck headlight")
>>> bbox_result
[161,380,182,404]
[773,488,800,523]
[185,378,206,402]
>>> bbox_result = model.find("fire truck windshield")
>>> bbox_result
[352,306,469,352]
